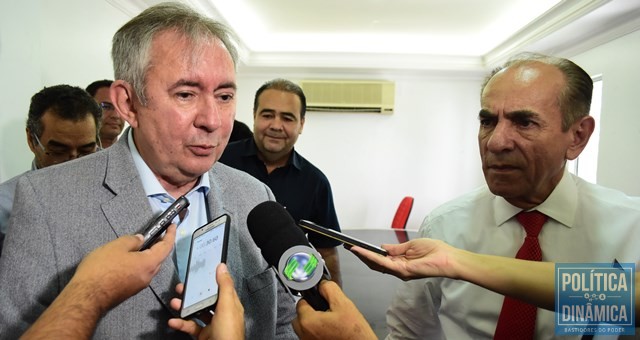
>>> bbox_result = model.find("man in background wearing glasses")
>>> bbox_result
[0,84,101,254]
[86,79,125,148]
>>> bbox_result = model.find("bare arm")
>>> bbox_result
[351,239,559,311]
[20,279,103,340]
[318,247,342,287]
[353,239,640,323]
[452,249,555,310]
[21,225,176,339]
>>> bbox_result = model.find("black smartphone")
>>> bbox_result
[139,195,190,251]
[298,220,388,256]
[180,214,231,319]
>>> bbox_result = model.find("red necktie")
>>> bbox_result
[494,210,548,340]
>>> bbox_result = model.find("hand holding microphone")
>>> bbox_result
[247,201,330,311]
[292,280,377,340]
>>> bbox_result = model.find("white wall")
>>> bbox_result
[571,29,640,196]
[1,0,638,230]
[235,72,485,230]
[0,0,42,179]
[0,0,128,180]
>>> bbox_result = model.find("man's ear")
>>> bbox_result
[111,80,139,128]
[25,128,37,153]
[566,115,595,160]
[299,116,305,135]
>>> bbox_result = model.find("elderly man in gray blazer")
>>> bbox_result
[0,3,297,339]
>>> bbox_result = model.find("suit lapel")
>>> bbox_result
[100,132,180,312]
[206,166,241,275]
[101,132,153,237]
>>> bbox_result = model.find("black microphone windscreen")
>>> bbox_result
[247,201,309,266]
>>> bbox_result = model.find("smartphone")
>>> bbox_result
[180,214,231,319]
[298,220,388,256]
[139,195,190,251]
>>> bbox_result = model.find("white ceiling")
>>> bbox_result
[111,0,640,74]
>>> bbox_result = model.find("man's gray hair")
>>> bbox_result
[111,2,238,105]
[481,52,593,131]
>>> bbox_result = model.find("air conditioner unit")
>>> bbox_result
[300,80,395,114]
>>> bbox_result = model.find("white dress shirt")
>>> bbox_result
[127,130,210,281]
[386,170,640,340]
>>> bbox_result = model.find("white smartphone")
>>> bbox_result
[180,214,230,319]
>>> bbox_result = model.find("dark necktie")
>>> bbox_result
[494,210,548,340]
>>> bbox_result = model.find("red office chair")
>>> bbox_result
[392,196,413,243]
[391,196,414,230]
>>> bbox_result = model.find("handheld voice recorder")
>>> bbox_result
[139,195,190,251]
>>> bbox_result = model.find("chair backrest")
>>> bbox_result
[391,196,414,229]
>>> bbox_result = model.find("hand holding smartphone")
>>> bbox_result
[298,220,388,256]
[139,195,190,251]
[180,214,231,319]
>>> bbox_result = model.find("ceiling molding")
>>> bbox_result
[107,0,640,75]
[483,0,608,67]
[239,52,485,73]
[521,3,640,61]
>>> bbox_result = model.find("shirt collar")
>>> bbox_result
[127,129,210,198]
[245,139,302,170]
[289,148,302,170]
[493,168,577,228]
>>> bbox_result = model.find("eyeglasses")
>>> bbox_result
[31,133,97,163]
[100,102,115,111]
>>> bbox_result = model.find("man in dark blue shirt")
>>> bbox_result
[219,78,342,285]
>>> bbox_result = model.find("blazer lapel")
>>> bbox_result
[100,133,180,312]
[206,166,241,273]
[101,132,153,237]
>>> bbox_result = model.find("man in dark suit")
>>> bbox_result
[0,3,296,339]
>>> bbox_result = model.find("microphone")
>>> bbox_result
[247,201,330,311]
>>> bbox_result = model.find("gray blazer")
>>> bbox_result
[0,135,298,339]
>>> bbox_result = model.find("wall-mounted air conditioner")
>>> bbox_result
[299,80,395,114]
